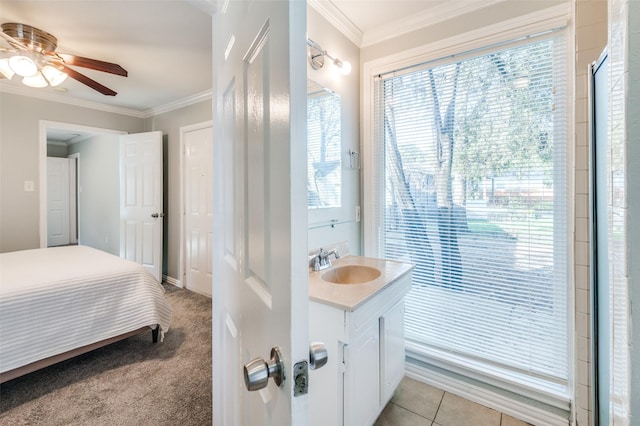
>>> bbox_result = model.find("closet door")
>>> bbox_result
[47,157,71,247]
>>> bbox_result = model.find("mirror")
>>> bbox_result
[307,80,341,209]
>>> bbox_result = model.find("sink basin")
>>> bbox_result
[321,265,381,285]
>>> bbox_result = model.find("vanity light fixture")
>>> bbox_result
[307,38,351,76]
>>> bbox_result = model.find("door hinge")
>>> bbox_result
[293,360,308,397]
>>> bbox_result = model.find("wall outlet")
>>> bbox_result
[355,206,361,222]
[24,181,35,192]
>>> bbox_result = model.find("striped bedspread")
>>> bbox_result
[0,245,172,374]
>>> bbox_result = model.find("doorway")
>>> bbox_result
[39,121,126,250]
[180,121,213,297]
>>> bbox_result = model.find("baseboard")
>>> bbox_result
[405,360,571,426]
[163,275,181,287]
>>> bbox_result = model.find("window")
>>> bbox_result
[371,34,568,390]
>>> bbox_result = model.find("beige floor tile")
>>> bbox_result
[391,377,444,420]
[434,393,501,426]
[501,414,532,426]
[374,402,433,426]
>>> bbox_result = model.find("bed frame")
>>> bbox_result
[0,325,159,384]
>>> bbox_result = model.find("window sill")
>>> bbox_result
[406,341,571,412]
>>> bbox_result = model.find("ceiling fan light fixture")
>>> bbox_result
[9,55,38,77]
[0,58,15,79]
[42,65,68,86]
[22,72,48,88]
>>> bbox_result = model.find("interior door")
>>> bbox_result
[184,125,213,296]
[47,157,71,247]
[212,1,309,424]
[120,131,163,282]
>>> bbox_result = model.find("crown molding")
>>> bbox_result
[308,0,512,49]
[142,89,212,118]
[361,0,505,47]
[0,82,213,119]
[0,81,148,118]
[308,0,363,47]
[363,2,570,77]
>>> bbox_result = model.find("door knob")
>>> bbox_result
[243,347,285,391]
[151,212,165,218]
[309,341,328,370]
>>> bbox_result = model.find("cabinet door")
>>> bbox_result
[344,320,380,426]
[381,300,405,404]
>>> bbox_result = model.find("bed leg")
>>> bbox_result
[152,326,159,343]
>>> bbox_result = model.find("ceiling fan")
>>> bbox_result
[0,22,127,96]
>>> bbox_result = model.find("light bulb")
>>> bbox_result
[340,61,352,76]
[22,72,48,88]
[9,55,38,77]
[42,65,68,86]
[332,58,352,76]
[0,58,15,79]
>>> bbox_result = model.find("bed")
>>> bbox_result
[0,245,172,383]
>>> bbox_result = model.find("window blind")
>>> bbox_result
[372,34,568,386]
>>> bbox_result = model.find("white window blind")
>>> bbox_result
[372,34,568,386]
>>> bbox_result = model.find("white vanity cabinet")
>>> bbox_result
[309,268,412,426]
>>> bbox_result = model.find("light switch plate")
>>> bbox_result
[24,181,35,192]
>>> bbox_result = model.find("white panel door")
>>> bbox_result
[212,1,308,425]
[184,126,213,296]
[47,157,70,247]
[120,131,163,282]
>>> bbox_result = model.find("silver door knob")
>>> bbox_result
[309,341,328,370]
[243,347,285,391]
[151,212,165,218]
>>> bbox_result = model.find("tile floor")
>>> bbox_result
[375,377,532,426]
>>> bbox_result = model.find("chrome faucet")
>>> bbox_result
[313,248,340,271]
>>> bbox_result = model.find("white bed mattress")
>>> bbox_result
[0,245,172,374]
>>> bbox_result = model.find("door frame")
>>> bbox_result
[67,152,80,244]
[38,120,126,248]
[178,120,214,289]
[589,50,609,426]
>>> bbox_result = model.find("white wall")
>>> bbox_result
[608,0,640,422]
[627,1,640,417]
[0,93,144,253]
[68,134,120,255]
[307,6,362,254]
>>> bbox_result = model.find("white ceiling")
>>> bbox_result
[0,0,505,114]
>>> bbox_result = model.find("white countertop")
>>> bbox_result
[309,255,414,311]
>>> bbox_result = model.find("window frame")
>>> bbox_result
[361,4,574,408]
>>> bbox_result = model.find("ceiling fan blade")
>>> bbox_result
[59,63,117,96]
[57,53,127,77]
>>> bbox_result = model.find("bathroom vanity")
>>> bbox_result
[309,256,413,426]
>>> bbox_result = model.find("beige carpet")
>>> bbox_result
[0,284,212,426]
